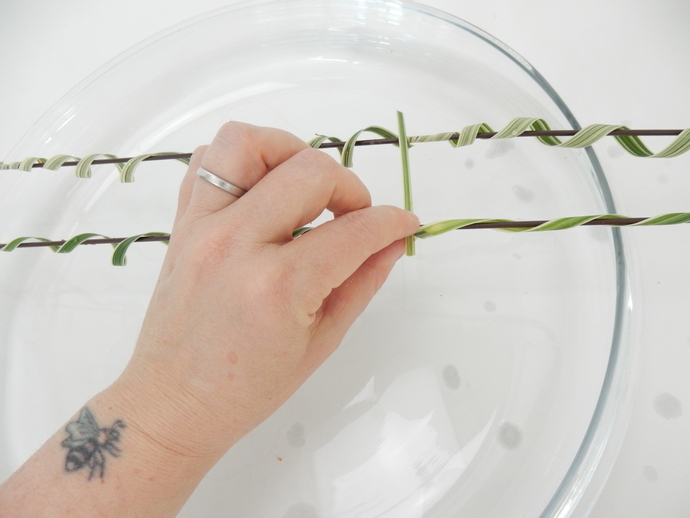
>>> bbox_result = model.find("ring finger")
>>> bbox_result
[187,122,309,221]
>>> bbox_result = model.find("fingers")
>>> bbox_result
[174,146,207,225]
[175,122,417,331]
[186,122,308,221]
[227,148,372,243]
[286,205,419,315]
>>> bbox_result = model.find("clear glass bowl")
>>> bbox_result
[0,1,634,516]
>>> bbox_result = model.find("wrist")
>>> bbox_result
[79,377,220,514]
[107,359,246,463]
[0,381,223,518]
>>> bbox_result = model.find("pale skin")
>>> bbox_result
[0,122,420,517]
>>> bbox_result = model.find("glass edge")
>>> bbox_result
[7,0,262,158]
[6,1,634,515]
[391,1,632,516]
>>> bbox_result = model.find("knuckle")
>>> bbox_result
[191,145,208,159]
[216,121,255,146]
[341,209,382,243]
[182,145,209,185]
[294,147,337,174]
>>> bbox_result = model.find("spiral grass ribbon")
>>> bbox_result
[410,118,690,157]
[0,228,317,265]
[310,111,417,254]
[307,116,690,257]
[5,214,690,265]
[2,119,689,177]
[0,152,190,181]
[0,232,169,266]
[3,114,690,265]
[414,213,690,238]
[310,118,690,162]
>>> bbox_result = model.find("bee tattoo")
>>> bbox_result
[61,407,125,480]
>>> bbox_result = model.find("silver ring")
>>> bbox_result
[196,167,247,198]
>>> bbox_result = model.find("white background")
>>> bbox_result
[1,0,689,515]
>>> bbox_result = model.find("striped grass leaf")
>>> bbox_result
[340,126,399,168]
[308,135,345,157]
[111,232,170,266]
[76,154,123,179]
[120,152,189,183]
[635,213,690,226]
[396,111,415,256]
[18,157,46,172]
[415,219,511,238]
[0,236,59,252]
[56,233,112,253]
[43,155,82,171]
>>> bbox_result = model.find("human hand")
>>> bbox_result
[0,122,419,518]
[114,122,420,462]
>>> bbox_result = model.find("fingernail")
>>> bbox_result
[408,211,421,226]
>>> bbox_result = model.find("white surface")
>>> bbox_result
[0,0,689,516]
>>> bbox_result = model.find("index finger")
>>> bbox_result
[225,148,372,243]
[285,205,420,305]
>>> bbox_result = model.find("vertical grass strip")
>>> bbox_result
[397,111,415,256]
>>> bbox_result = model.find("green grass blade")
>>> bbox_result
[309,135,345,157]
[43,155,81,171]
[56,233,111,253]
[493,118,541,139]
[650,128,690,158]
[120,152,185,183]
[341,126,399,167]
[1,236,59,252]
[76,154,121,179]
[18,157,46,172]
[292,226,312,238]
[634,213,690,226]
[111,232,170,266]
[397,111,415,256]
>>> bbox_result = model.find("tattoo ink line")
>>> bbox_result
[61,407,125,480]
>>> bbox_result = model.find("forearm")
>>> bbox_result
[0,381,218,518]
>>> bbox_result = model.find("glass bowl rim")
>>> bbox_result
[8,1,632,516]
